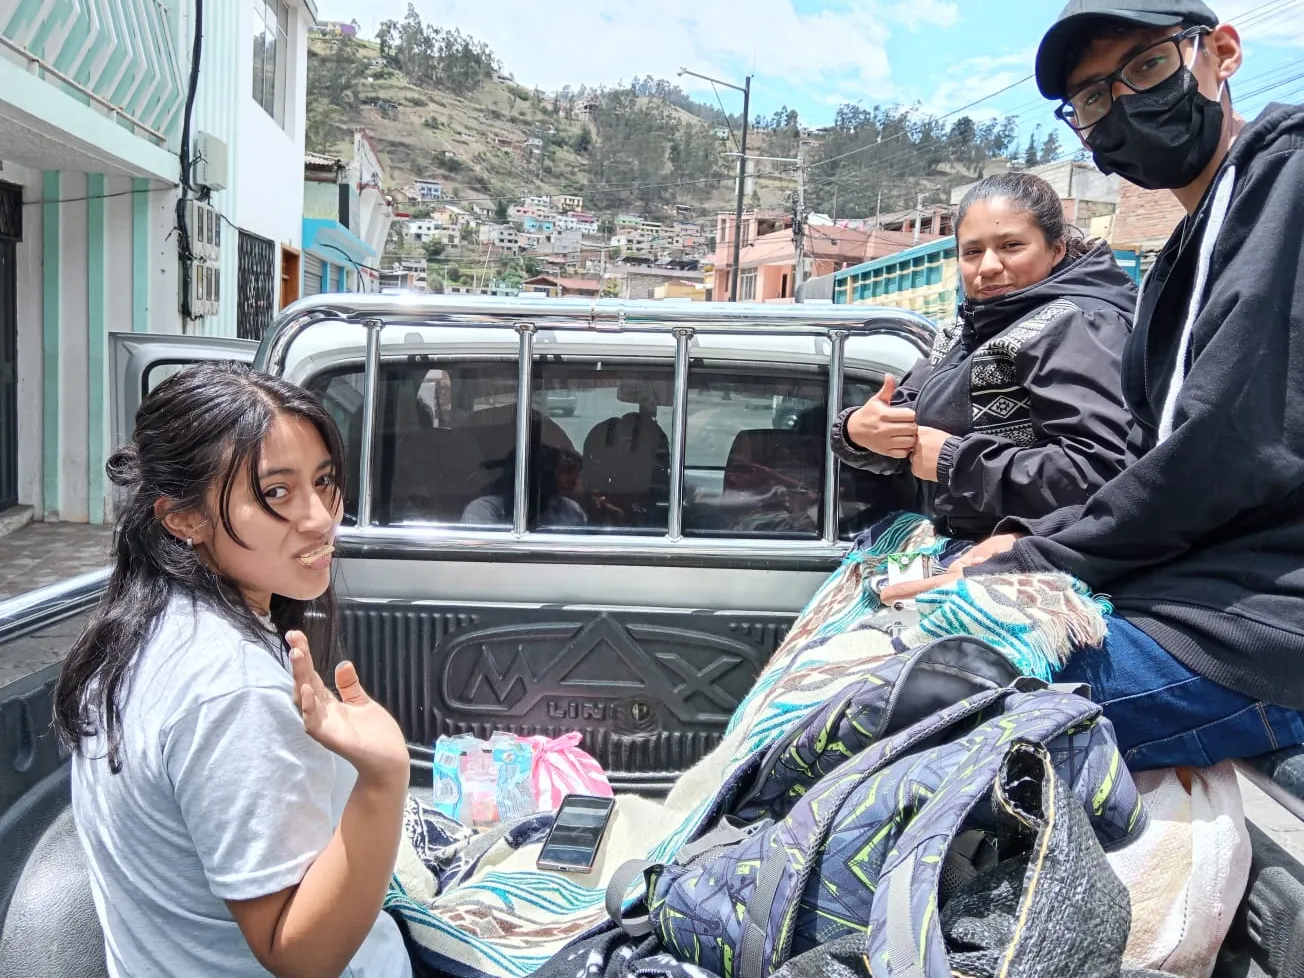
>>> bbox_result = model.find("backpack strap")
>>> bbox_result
[1013,675,1092,699]
[606,817,773,938]
[737,847,794,978]
[605,860,655,937]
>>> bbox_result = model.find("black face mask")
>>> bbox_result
[1086,68,1224,191]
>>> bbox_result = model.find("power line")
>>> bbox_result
[709,82,741,152]
[805,0,1300,181]
[1234,0,1301,30]
[808,74,1035,171]
[21,186,156,206]
[799,49,1299,212]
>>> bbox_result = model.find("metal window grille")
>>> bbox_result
[0,184,21,242]
[237,230,276,340]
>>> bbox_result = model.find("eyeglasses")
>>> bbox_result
[1055,26,1210,132]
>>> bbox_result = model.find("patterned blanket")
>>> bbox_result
[384,513,1113,978]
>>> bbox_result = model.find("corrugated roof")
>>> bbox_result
[305,152,343,169]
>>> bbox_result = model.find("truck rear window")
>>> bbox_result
[306,360,911,540]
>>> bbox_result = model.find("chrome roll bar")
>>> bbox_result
[257,294,937,375]
[512,323,537,537]
[0,567,111,645]
[255,294,936,551]
[666,328,693,542]
[822,331,848,541]
[356,319,383,528]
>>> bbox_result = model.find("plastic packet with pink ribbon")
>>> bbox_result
[524,732,613,810]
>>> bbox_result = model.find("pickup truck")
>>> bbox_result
[1,294,1303,977]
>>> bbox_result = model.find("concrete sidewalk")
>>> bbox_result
[0,521,113,687]
[0,521,114,601]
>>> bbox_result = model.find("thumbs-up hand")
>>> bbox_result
[873,374,899,405]
[846,375,918,459]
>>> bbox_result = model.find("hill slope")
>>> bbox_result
[306,33,783,220]
[305,14,1054,227]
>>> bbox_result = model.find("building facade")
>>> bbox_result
[301,131,393,296]
[834,237,1146,318]
[833,238,960,320]
[0,0,317,523]
[1109,181,1187,273]
[709,213,879,303]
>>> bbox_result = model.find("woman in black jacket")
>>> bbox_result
[833,171,1137,540]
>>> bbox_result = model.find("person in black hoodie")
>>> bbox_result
[832,171,1136,541]
[883,0,1304,772]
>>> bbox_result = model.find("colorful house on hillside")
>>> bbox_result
[521,275,601,297]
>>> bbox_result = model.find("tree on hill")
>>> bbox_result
[628,76,740,128]
[376,4,498,95]
[587,89,724,211]
[305,34,366,151]
[804,105,1022,217]
[1040,130,1063,166]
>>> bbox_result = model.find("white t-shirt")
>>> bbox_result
[70,593,412,978]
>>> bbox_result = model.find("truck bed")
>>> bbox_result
[3,577,1304,977]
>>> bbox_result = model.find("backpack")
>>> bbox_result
[605,640,1147,978]
[774,741,1159,978]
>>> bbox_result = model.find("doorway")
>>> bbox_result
[0,184,20,511]
[280,245,301,309]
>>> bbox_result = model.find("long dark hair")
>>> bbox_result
[956,171,1096,261]
[54,361,347,772]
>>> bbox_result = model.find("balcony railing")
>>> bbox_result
[0,0,185,145]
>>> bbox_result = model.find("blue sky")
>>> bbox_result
[319,0,1304,141]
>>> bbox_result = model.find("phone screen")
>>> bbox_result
[537,794,615,872]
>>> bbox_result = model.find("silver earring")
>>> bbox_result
[186,537,193,548]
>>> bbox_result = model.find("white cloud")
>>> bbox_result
[908,45,1041,122]
[887,0,960,30]
[317,0,898,102]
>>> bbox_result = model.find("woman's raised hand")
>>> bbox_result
[846,375,918,459]
[288,631,410,789]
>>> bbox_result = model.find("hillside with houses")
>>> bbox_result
[305,12,785,224]
[304,11,1093,300]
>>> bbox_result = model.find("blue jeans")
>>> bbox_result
[1054,617,1304,772]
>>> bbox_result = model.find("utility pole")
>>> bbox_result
[725,149,807,297]
[680,67,750,301]
[912,188,939,245]
[732,77,750,301]
[793,139,807,295]
[913,191,927,245]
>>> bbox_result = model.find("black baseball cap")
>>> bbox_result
[1036,0,1220,100]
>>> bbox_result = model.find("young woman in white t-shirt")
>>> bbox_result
[54,361,414,977]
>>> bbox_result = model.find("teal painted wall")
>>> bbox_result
[6,164,166,523]
[40,171,59,517]
[87,174,107,523]
[1,0,186,145]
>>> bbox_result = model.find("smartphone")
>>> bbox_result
[536,793,616,873]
